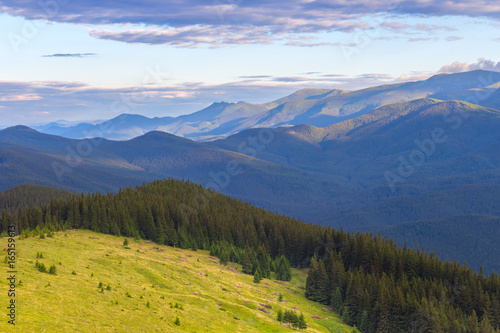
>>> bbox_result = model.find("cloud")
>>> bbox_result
[0,93,42,101]
[408,37,434,42]
[414,24,456,32]
[42,53,96,58]
[439,58,500,73]
[379,21,456,34]
[380,21,411,31]
[445,36,463,42]
[396,73,432,81]
[239,75,273,79]
[272,77,312,82]
[321,74,347,78]
[285,41,358,47]
[3,0,500,25]
[88,26,278,47]
[88,21,370,47]
[1,1,497,47]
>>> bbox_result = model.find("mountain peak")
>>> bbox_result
[210,101,232,106]
[426,69,500,82]
[1,125,37,133]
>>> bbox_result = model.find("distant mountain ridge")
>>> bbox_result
[34,70,500,141]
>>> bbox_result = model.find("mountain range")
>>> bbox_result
[34,70,500,141]
[1,70,500,273]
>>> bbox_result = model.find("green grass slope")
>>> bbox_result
[1,230,352,332]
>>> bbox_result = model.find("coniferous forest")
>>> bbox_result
[1,179,498,332]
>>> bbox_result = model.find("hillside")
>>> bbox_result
[0,126,345,218]
[2,178,498,332]
[1,230,351,332]
[212,98,500,221]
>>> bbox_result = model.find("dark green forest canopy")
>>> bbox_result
[1,178,499,332]
[0,184,71,212]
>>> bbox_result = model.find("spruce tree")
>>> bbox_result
[257,246,271,278]
[242,250,253,274]
[277,309,284,322]
[305,256,319,300]
[331,287,344,315]
[359,310,371,333]
[298,313,307,329]
[307,259,329,304]
[479,314,494,333]
[253,268,262,283]
[220,247,229,266]
[276,255,292,281]
[342,306,351,326]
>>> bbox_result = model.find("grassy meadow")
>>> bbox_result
[1,230,353,332]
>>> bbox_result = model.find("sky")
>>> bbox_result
[0,0,499,127]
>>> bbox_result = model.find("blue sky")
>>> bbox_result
[0,0,499,127]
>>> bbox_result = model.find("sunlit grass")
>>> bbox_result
[2,230,353,332]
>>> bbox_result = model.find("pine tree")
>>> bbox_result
[283,310,292,323]
[465,309,479,333]
[242,250,253,274]
[359,310,371,333]
[331,287,344,315]
[298,313,307,329]
[40,263,47,273]
[305,258,329,303]
[342,306,351,325]
[375,282,394,332]
[257,246,271,278]
[254,268,262,283]
[277,309,284,322]
[305,256,319,300]
[479,313,494,333]
[220,246,229,265]
[327,252,346,295]
[276,255,292,281]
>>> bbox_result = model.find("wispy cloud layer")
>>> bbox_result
[1,0,498,47]
[2,1,500,25]
[42,53,96,58]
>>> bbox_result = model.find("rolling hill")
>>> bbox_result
[0,125,345,217]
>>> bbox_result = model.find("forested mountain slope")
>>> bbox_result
[2,179,498,332]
